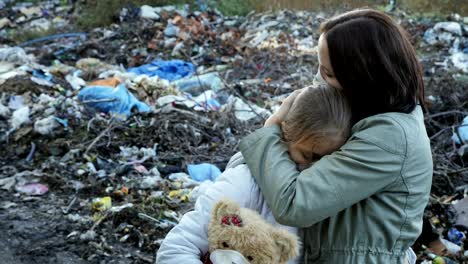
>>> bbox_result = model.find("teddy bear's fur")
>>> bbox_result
[207,199,300,264]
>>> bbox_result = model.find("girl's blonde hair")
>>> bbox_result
[282,86,351,146]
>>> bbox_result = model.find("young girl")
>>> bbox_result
[156,85,352,264]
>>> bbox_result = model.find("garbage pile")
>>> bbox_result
[0,0,73,38]
[423,20,468,73]
[409,13,468,263]
[0,2,468,263]
[0,4,325,263]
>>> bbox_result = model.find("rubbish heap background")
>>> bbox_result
[0,1,468,263]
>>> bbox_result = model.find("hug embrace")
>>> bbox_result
[157,8,432,264]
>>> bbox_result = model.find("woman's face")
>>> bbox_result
[318,34,343,90]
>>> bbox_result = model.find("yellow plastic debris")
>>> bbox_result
[430,216,441,225]
[169,189,190,202]
[92,196,112,222]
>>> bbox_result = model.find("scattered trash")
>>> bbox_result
[441,238,461,254]
[452,116,468,144]
[453,196,468,226]
[0,102,11,118]
[451,52,468,73]
[109,203,134,213]
[0,176,17,191]
[425,251,457,264]
[140,5,161,20]
[92,196,112,222]
[228,96,272,121]
[0,17,12,29]
[0,3,466,263]
[433,22,463,36]
[173,71,224,95]
[19,33,88,56]
[80,230,97,241]
[113,186,129,198]
[8,95,25,110]
[164,23,180,37]
[129,74,181,102]
[119,145,158,163]
[140,175,163,189]
[192,90,222,111]
[34,116,60,135]
[127,59,195,81]
[187,163,222,182]
[15,183,49,196]
[19,6,42,18]
[448,227,465,245]
[53,117,68,128]
[66,71,86,90]
[423,20,468,73]
[92,196,112,212]
[10,106,30,130]
[168,189,191,202]
[0,47,35,65]
[88,77,122,87]
[78,84,151,116]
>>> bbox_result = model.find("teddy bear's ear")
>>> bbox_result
[271,228,300,263]
[212,199,242,225]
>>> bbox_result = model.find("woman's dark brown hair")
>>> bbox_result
[320,9,425,123]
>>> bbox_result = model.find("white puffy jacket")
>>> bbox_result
[156,153,299,264]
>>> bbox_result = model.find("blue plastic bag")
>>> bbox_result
[173,72,224,95]
[448,227,465,245]
[53,117,68,128]
[187,163,222,182]
[78,84,150,116]
[32,69,53,82]
[127,59,195,81]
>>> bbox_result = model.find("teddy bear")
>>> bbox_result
[202,198,300,264]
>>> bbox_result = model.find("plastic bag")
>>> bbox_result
[78,84,150,116]
[127,59,195,81]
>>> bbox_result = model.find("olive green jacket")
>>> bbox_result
[239,106,432,263]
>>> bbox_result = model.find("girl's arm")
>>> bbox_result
[239,119,425,228]
[156,165,255,263]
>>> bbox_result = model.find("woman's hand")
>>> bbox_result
[264,89,302,127]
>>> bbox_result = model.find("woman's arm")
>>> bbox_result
[156,165,255,263]
[239,121,406,228]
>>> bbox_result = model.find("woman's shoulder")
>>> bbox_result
[350,106,427,156]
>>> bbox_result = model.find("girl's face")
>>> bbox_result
[318,34,343,90]
[286,135,342,171]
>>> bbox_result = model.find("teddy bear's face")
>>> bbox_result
[208,199,299,264]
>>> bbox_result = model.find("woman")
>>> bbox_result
[239,9,432,263]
